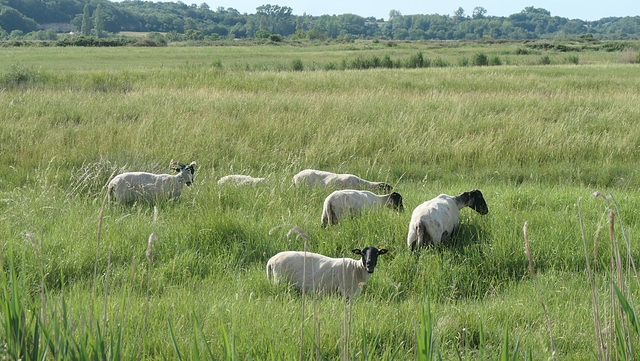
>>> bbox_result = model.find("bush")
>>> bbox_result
[269,34,282,42]
[565,55,579,64]
[254,30,270,39]
[132,39,163,47]
[488,54,502,66]
[433,57,448,67]
[291,58,303,71]
[406,52,424,68]
[381,54,394,68]
[472,52,488,66]
[55,36,136,47]
[0,64,41,89]
[324,62,337,71]
[539,55,551,65]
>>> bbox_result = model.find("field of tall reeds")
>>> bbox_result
[1,41,640,360]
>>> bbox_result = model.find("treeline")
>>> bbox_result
[1,0,640,41]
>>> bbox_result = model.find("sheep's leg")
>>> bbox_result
[330,207,338,225]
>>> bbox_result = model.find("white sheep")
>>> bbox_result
[266,247,388,298]
[217,174,267,186]
[293,169,392,193]
[407,189,488,250]
[321,190,404,227]
[107,161,196,205]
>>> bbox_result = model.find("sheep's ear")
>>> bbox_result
[377,248,388,255]
[170,161,183,171]
[351,249,362,255]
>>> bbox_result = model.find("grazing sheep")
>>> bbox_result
[107,161,196,205]
[293,169,392,193]
[266,247,388,298]
[217,175,267,186]
[321,190,404,227]
[407,189,488,250]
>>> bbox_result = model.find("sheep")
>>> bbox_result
[321,190,403,227]
[107,161,196,205]
[407,189,488,250]
[293,169,392,193]
[266,247,388,298]
[217,174,267,186]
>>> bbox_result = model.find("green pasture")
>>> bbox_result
[0,40,630,71]
[0,42,640,360]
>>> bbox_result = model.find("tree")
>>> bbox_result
[389,9,402,21]
[454,7,465,20]
[472,7,487,20]
[94,4,104,37]
[0,8,37,33]
[296,15,303,31]
[81,4,91,36]
[185,28,204,40]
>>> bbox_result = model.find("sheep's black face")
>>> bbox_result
[173,161,196,186]
[352,247,388,273]
[469,190,489,215]
[379,183,393,193]
[389,192,404,212]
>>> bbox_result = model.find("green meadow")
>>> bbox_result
[1,41,640,360]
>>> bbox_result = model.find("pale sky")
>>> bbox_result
[202,0,639,21]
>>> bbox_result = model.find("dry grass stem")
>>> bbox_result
[578,198,606,360]
[522,221,557,357]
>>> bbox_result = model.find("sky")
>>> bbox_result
[200,0,639,21]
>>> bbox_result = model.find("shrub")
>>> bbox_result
[269,34,282,42]
[132,39,163,47]
[381,54,394,68]
[539,55,551,65]
[488,54,502,66]
[472,52,488,66]
[291,58,303,71]
[0,64,41,89]
[433,57,448,67]
[565,55,579,64]
[458,57,470,66]
[254,30,270,39]
[407,52,424,68]
[324,62,337,71]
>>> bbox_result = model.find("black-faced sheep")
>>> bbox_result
[107,161,196,205]
[321,190,403,226]
[266,247,388,298]
[407,189,488,250]
[293,169,392,193]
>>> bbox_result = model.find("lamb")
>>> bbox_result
[217,175,267,186]
[293,169,392,193]
[107,161,196,205]
[321,190,403,227]
[407,189,488,250]
[266,247,388,298]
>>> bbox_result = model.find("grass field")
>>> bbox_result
[1,41,640,360]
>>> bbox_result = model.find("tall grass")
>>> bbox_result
[0,44,639,359]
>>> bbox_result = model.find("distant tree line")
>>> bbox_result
[1,0,639,41]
